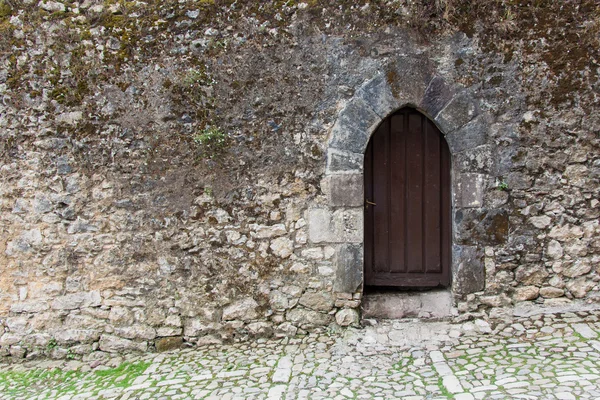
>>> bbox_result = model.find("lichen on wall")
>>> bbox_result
[0,0,599,360]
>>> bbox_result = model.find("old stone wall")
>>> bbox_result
[0,0,599,360]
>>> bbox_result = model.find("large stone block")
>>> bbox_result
[98,334,147,352]
[386,55,433,107]
[299,292,334,312]
[334,243,363,293]
[454,209,509,245]
[445,114,489,153]
[51,291,101,310]
[454,173,486,208]
[308,208,363,244]
[452,245,485,295]
[222,298,259,321]
[328,98,380,154]
[326,148,363,174]
[355,73,399,118]
[435,92,479,133]
[325,174,363,207]
[421,76,454,117]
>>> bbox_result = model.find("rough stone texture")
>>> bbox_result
[452,246,485,295]
[0,0,598,360]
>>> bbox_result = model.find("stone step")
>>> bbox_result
[361,290,456,320]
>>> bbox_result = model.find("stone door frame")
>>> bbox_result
[308,56,493,306]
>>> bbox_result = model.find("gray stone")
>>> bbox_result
[51,291,101,310]
[285,309,331,326]
[355,72,398,118]
[335,309,359,326]
[454,209,509,245]
[269,290,290,312]
[222,298,259,321]
[386,55,433,107]
[67,218,99,234]
[308,207,363,244]
[454,145,494,173]
[452,245,485,295]
[326,148,363,174]
[455,173,486,208]
[566,278,595,298]
[98,335,147,352]
[562,260,592,278]
[435,92,479,133]
[445,114,488,153]
[246,322,273,337]
[333,243,363,293]
[54,329,102,344]
[39,1,66,12]
[114,325,156,340]
[421,76,454,117]
[547,240,564,259]
[270,237,293,258]
[299,292,334,312]
[529,215,552,229]
[325,174,363,207]
[328,97,380,154]
[251,224,287,239]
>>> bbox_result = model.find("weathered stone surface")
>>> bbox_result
[445,114,488,153]
[513,286,540,301]
[566,278,595,298]
[529,215,552,229]
[452,245,485,295]
[455,209,509,245]
[328,97,380,154]
[562,260,592,278]
[455,173,486,208]
[333,243,363,293]
[515,266,549,286]
[326,148,363,174]
[222,298,259,321]
[51,291,101,310]
[270,237,294,258]
[54,329,102,344]
[335,309,359,327]
[251,224,287,239]
[98,335,147,353]
[269,291,290,312]
[547,240,564,259]
[114,325,156,341]
[386,55,433,106]
[299,292,334,312]
[246,322,273,337]
[325,174,363,207]
[355,72,398,118]
[308,208,363,244]
[539,287,564,298]
[435,92,479,133]
[155,336,183,352]
[285,309,331,326]
[421,76,454,117]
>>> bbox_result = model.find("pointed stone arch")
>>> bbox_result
[309,56,501,308]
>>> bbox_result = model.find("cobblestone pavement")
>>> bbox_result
[1,310,599,400]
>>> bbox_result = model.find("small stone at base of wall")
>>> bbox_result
[155,337,183,352]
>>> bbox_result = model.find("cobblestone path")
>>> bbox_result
[0,311,599,399]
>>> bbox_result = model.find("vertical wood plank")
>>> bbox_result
[389,113,406,273]
[406,111,423,273]
[372,119,389,273]
[424,119,442,273]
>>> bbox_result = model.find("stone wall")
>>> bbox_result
[0,0,599,360]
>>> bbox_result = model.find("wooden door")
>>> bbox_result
[364,108,451,288]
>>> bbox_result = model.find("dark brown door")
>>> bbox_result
[364,108,451,288]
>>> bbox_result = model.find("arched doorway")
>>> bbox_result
[364,107,451,288]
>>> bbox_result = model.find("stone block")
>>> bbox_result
[455,173,486,208]
[325,174,363,207]
[326,148,363,174]
[355,73,399,118]
[98,334,147,352]
[114,325,156,340]
[299,292,334,312]
[386,55,433,107]
[454,209,509,245]
[335,309,359,327]
[51,291,101,310]
[515,265,549,285]
[421,76,454,117]
[222,298,259,321]
[333,244,363,293]
[435,92,479,133]
[452,245,485,295]
[54,329,102,344]
[155,336,183,352]
[285,309,331,326]
[454,145,493,173]
[328,98,380,154]
[308,208,363,244]
[445,114,489,153]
